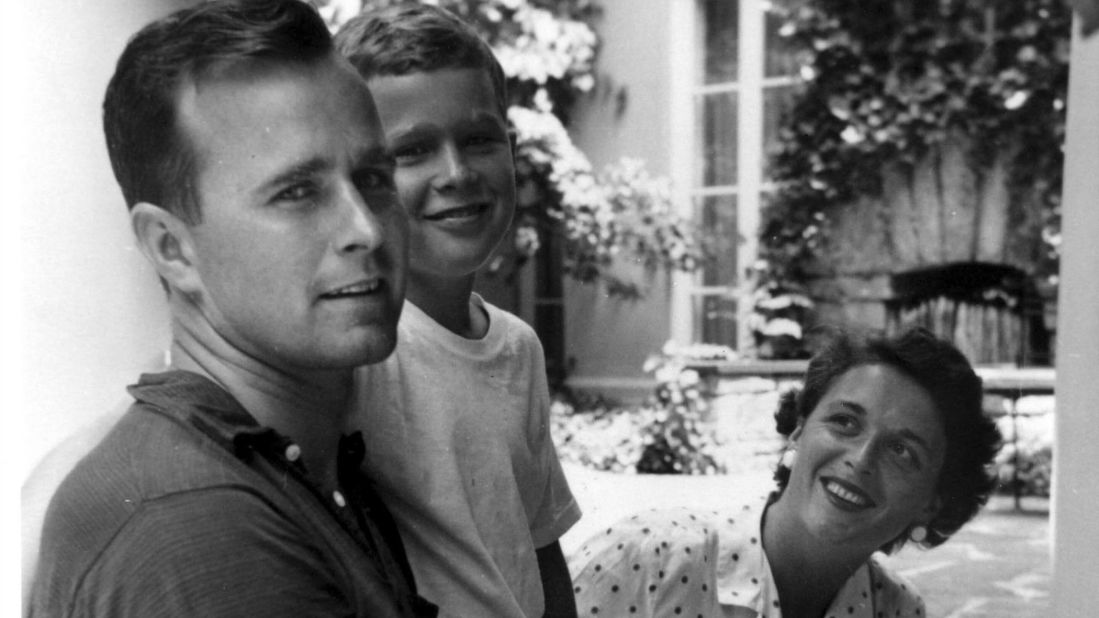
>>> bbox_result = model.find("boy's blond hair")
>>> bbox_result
[334,3,508,118]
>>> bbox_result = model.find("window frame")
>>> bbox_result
[670,0,795,351]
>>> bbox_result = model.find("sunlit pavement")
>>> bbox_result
[879,495,1050,617]
[562,465,1051,617]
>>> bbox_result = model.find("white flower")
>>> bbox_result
[654,363,683,384]
[514,224,541,256]
[532,88,553,112]
[678,370,701,387]
[572,74,595,92]
[760,318,803,339]
[840,125,864,144]
[1004,91,1030,110]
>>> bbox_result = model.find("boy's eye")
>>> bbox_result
[392,143,431,162]
[355,169,394,193]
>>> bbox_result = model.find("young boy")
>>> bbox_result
[335,5,581,617]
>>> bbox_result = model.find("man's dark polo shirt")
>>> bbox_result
[29,370,437,618]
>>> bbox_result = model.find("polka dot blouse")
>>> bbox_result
[568,498,926,618]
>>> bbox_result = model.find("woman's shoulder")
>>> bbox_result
[570,507,721,561]
[863,554,927,616]
[569,508,724,617]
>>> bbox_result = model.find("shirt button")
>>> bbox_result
[285,444,301,462]
[333,490,346,508]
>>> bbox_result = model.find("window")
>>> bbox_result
[670,0,800,351]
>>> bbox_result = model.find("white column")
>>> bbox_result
[1052,18,1099,614]
[735,0,764,350]
[668,0,698,346]
[14,1,196,480]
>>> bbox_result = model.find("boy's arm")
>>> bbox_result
[537,541,578,618]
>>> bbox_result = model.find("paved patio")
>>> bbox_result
[560,465,1050,617]
[559,376,1052,615]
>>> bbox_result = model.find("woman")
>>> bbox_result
[568,328,1002,617]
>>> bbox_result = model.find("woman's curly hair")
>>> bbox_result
[772,327,1003,554]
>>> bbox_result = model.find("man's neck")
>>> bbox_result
[406,272,487,339]
[169,318,351,489]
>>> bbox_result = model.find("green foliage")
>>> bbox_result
[762,0,1069,288]
[746,273,814,360]
[551,349,726,475]
[635,355,725,475]
[318,0,705,297]
[997,446,1052,497]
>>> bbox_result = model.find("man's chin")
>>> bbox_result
[345,331,399,367]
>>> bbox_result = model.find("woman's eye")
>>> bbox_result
[889,441,920,467]
[829,414,858,430]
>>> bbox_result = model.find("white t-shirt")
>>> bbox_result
[351,296,582,618]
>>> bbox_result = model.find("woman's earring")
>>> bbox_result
[909,525,928,543]
[780,448,797,469]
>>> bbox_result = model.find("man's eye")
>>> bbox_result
[273,183,316,203]
[466,134,498,146]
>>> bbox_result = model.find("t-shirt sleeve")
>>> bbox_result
[65,487,356,618]
[521,328,582,549]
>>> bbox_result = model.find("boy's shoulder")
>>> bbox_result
[477,296,536,337]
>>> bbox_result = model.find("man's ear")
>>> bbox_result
[130,202,203,296]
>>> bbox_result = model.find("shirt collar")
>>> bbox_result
[127,370,298,461]
[714,495,878,618]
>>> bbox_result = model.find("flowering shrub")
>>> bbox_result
[550,398,651,473]
[746,261,815,359]
[636,352,726,474]
[993,399,1054,497]
[318,0,705,297]
[552,344,727,475]
[760,0,1069,299]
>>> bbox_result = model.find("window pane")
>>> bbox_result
[698,194,739,287]
[700,92,738,186]
[762,83,797,175]
[703,0,738,84]
[693,294,738,348]
[764,0,801,77]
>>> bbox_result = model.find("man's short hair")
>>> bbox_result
[334,4,508,118]
[103,0,333,223]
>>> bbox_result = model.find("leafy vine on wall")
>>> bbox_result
[761,0,1069,293]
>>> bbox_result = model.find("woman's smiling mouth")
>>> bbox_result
[822,478,876,509]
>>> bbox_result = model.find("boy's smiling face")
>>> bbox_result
[367,68,516,286]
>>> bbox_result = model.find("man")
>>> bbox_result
[29,1,436,616]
